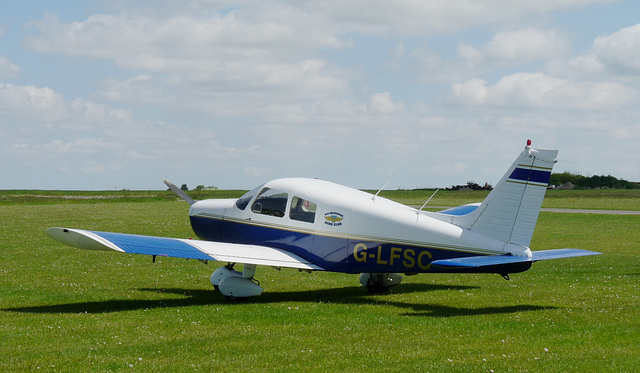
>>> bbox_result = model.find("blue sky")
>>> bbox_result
[2,0,640,190]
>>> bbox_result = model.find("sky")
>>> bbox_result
[1,0,640,190]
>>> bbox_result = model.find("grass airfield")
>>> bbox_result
[1,190,638,371]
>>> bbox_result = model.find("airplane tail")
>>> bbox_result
[448,140,557,247]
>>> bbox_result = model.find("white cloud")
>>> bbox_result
[451,73,637,110]
[459,28,571,68]
[24,9,344,67]
[0,84,67,119]
[22,2,612,97]
[590,23,640,74]
[296,0,614,36]
[0,83,133,129]
[25,10,351,116]
[552,23,640,78]
[0,56,21,78]
[411,28,572,83]
[368,92,405,114]
[94,0,617,38]
[0,83,222,179]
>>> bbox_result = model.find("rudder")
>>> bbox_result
[464,141,557,247]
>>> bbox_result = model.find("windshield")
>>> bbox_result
[235,185,263,210]
[251,188,288,217]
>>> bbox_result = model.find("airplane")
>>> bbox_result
[47,140,600,300]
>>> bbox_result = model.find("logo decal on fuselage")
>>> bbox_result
[324,212,344,226]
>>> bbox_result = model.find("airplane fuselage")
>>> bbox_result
[188,178,527,274]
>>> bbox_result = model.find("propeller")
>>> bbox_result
[164,179,195,205]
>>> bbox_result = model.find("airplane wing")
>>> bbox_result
[46,227,323,271]
[431,249,601,269]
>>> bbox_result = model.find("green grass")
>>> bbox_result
[1,194,639,371]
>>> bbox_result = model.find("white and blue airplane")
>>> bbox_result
[47,140,600,299]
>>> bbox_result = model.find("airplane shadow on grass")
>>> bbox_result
[3,283,556,317]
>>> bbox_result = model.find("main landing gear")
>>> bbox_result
[210,263,263,301]
[359,273,403,293]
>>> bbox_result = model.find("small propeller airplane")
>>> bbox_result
[48,140,600,300]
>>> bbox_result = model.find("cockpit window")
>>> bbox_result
[251,188,288,217]
[289,197,317,223]
[235,185,262,210]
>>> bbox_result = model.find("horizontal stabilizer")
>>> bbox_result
[431,255,530,268]
[432,248,601,269]
[47,228,323,270]
[530,248,602,261]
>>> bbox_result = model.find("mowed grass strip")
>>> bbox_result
[0,195,638,371]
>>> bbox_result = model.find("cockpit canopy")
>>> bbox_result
[235,184,317,224]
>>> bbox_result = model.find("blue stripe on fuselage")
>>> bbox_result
[508,167,551,184]
[189,215,528,274]
[190,215,347,271]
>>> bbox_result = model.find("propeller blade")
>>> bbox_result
[164,179,195,205]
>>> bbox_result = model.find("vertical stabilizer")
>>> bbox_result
[460,141,557,247]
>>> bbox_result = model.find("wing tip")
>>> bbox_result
[47,227,124,252]
[531,248,602,261]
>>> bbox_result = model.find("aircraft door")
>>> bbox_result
[310,205,351,270]
[286,196,316,257]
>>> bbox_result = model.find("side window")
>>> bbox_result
[251,188,288,217]
[289,196,317,223]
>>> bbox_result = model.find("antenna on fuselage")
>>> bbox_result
[372,173,396,201]
[417,188,440,214]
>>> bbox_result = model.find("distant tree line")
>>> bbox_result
[446,181,493,191]
[550,172,639,189]
[172,185,218,192]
